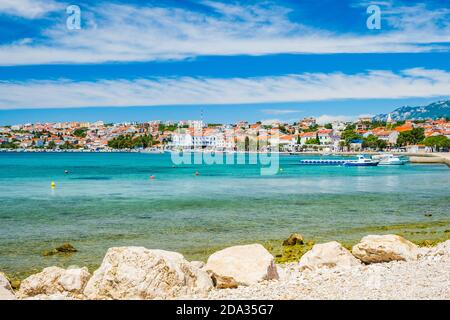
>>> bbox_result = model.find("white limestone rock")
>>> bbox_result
[0,272,16,300]
[18,266,90,298]
[204,244,279,287]
[298,241,361,271]
[352,234,419,263]
[424,240,450,257]
[83,247,213,300]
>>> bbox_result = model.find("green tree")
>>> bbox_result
[396,132,410,146]
[362,134,378,149]
[324,123,333,129]
[132,135,154,148]
[305,134,320,145]
[159,124,177,132]
[59,141,77,150]
[397,128,425,146]
[304,139,315,145]
[302,124,319,132]
[279,125,289,134]
[370,121,386,129]
[423,135,450,151]
[47,141,56,149]
[344,124,356,131]
[73,128,88,138]
[411,127,425,143]
[362,134,387,150]
[341,130,361,145]
[392,121,405,128]
[108,135,133,149]
[244,136,250,152]
[377,139,387,150]
[0,141,18,149]
[108,134,154,149]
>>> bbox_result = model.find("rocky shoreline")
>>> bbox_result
[1,234,449,300]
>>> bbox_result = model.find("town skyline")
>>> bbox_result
[2,114,449,153]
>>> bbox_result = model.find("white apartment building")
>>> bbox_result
[192,134,216,148]
[299,132,317,145]
[172,133,193,148]
[375,131,399,145]
[171,130,239,150]
[332,121,347,131]
[317,129,333,145]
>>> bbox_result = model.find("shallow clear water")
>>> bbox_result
[0,152,449,276]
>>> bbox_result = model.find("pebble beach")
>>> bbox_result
[195,254,450,300]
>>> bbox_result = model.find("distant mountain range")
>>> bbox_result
[373,100,450,122]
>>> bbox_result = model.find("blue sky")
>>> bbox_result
[0,0,449,125]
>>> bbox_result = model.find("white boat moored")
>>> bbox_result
[375,154,408,165]
[343,154,379,167]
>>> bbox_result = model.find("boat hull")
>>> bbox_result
[299,160,346,165]
[378,160,406,165]
[344,162,379,166]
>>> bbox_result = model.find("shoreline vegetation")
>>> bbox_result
[1,231,449,300]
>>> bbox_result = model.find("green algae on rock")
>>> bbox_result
[43,243,78,257]
[282,233,304,246]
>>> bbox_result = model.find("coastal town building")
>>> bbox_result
[356,117,371,131]
[394,120,415,132]
[364,129,399,145]
[299,132,317,145]
[298,117,316,129]
[317,129,333,145]
[1,117,449,152]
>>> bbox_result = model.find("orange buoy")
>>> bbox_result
[150,175,155,180]
[195,171,199,176]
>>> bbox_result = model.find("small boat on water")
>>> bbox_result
[343,154,379,166]
[373,154,407,165]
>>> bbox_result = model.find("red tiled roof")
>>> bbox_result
[300,132,316,137]
[394,125,413,132]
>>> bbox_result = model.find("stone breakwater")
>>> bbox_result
[1,236,450,300]
[408,153,450,167]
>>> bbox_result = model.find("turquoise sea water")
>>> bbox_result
[0,152,449,276]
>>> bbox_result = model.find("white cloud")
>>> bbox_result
[261,119,282,125]
[261,109,302,115]
[0,0,63,19]
[315,115,358,124]
[315,113,376,124]
[383,3,450,32]
[0,1,449,65]
[0,68,449,109]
